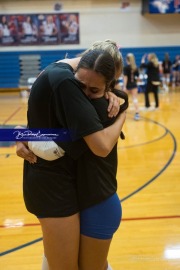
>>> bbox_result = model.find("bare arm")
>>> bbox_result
[15,92,122,162]
[16,110,126,161]
[123,75,128,91]
[84,111,126,157]
[141,54,147,63]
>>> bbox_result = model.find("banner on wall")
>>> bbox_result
[149,0,180,14]
[0,13,79,46]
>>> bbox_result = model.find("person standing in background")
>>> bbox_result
[140,53,161,110]
[161,52,172,92]
[123,53,140,120]
[172,55,180,88]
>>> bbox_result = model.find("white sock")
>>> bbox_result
[107,263,113,270]
[42,254,49,270]
[42,254,112,270]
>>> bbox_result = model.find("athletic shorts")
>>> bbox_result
[23,156,79,217]
[80,193,122,239]
[126,84,137,90]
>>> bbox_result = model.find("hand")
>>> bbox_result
[141,54,147,62]
[105,91,120,118]
[16,141,37,164]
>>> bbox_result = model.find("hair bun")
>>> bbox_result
[104,39,117,47]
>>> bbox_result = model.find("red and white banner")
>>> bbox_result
[0,13,80,46]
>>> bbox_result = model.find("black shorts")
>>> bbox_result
[163,69,171,74]
[23,156,79,217]
[126,84,137,90]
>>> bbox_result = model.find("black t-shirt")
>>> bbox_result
[28,62,103,138]
[76,97,118,210]
[23,62,107,216]
[140,62,160,82]
[123,65,139,89]
[162,60,172,73]
[26,62,118,212]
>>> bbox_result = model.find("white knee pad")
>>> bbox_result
[166,77,170,83]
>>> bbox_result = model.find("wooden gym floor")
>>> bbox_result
[0,89,180,270]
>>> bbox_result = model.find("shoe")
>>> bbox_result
[134,113,140,121]
[147,107,155,111]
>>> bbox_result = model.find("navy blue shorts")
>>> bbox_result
[127,85,137,90]
[80,193,122,239]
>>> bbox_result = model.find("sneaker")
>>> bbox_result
[134,113,140,121]
[147,107,155,111]
[141,106,152,111]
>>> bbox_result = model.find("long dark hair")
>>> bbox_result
[76,49,116,90]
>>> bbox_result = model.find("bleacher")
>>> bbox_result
[0,46,179,90]
[0,53,20,89]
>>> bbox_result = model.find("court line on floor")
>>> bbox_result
[0,215,180,229]
[0,116,177,257]
[121,116,177,202]
[0,128,168,157]
[118,130,168,149]
[0,238,42,257]
[122,215,180,221]
[118,113,168,149]
[1,106,22,126]
[0,215,179,256]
